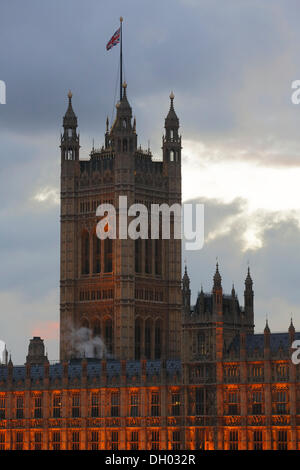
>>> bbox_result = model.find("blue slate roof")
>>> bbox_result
[146,360,161,376]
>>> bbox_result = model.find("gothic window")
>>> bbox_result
[52,394,62,418]
[123,138,128,152]
[105,318,113,355]
[135,239,142,273]
[52,432,61,451]
[93,233,101,274]
[91,393,100,418]
[81,230,90,275]
[172,431,181,450]
[171,392,181,416]
[110,392,120,417]
[273,390,288,415]
[253,430,263,450]
[227,391,240,416]
[195,388,204,415]
[72,431,80,451]
[130,393,139,417]
[104,238,112,272]
[154,320,162,359]
[197,333,205,356]
[170,150,175,162]
[92,319,101,337]
[111,431,118,450]
[67,128,72,138]
[122,118,127,128]
[251,391,263,415]
[15,432,23,450]
[72,393,80,418]
[0,397,5,419]
[151,431,159,450]
[229,430,238,450]
[33,395,42,418]
[135,318,141,360]
[90,431,99,451]
[130,431,139,450]
[67,149,73,160]
[277,430,288,450]
[34,432,42,451]
[151,391,160,417]
[0,432,5,451]
[155,239,162,275]
[16,396,24,419]
[170,129,174,139]
[145,237,152,274]
[145,319,152,359]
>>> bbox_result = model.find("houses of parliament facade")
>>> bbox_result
[0,85,299,451]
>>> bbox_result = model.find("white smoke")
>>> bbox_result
[0,340,7,365]
[70,327,109,359]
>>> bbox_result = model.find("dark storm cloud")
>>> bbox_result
[183,197,300,333]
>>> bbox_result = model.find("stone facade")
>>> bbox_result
[0,88,299,450]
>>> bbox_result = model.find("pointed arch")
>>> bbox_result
[92,317,101,337]
[135,317,141,360]
[145,318,152,360]
[93,229,101,274]
[104,317,113,356]
[154,319,162,359]
[81,229,90,275]
[104,238,113,273]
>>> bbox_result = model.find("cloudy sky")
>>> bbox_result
[1,0,300,362]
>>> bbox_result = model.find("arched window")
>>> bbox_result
[135,239,142,273]
[197,333,205,356]
[104,238,113,272]
[154,320,162,359]
[105,318,113,355]
[155,239,162,275]
[92,319,101,337]
[93,233,101,274]
[170,150,175,162]
[123,139,128,152]
[81,230,90,275]
[135,318,141,360]
[145,319,152,360]
[170,129,174,139]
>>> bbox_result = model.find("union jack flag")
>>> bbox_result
[106,28,121,51]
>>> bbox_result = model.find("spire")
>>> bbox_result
[231,283,236,298]
[213,262,222,289]
[289,317,295,335]
[63,90,77,128]
[165,91,179,127]
[245,266,253,288]
[182,265,190,288]
[264,318,270,334]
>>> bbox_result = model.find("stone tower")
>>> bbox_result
[60,85,182,361]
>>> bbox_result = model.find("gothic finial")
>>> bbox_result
[106,116,109,132]
[264,317,270,334]
[213,262,222,289]
[68,90,72,100]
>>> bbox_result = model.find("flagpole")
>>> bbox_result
[120,16,123,101]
